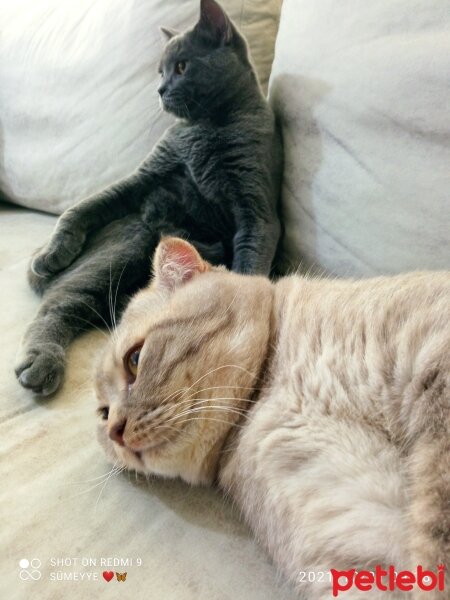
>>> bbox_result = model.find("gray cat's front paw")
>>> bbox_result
[31,228,86,277]
[15,344,65,396]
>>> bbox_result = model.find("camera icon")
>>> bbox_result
[19,558,42,581]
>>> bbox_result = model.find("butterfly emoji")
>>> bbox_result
[116,572,127,582]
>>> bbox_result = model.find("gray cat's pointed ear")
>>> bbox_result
[159,26,179,41]
[152,237,210,293]
[198,0,232,44]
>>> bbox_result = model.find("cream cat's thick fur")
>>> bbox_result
[96,238,449,599]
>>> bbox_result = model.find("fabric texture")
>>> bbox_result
[0,203,293,600]
[269,0,450,276]
[0,0,282,213]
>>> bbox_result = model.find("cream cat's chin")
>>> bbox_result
[96,237,450,598]
[101,424,230,485]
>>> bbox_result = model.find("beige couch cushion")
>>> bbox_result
[270,0,450,276]
[0,0,282,214]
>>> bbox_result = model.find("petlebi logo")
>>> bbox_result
[19,558,42,581]
[331,565,446,596]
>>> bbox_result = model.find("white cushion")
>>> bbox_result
[270,0,450,276]
[0,0,282,214]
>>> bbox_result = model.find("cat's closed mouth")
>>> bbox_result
[125,440,167,459]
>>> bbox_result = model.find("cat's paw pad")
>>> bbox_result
[31,229,86,276]
[15,345,65,396]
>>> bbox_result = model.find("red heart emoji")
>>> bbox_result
[103,571,114,582]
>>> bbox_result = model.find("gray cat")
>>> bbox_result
[15,0,283,396]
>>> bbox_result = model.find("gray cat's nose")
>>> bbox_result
[109,419,126,446]
[158,83,167,97]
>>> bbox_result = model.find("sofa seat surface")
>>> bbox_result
[0,204,294,600]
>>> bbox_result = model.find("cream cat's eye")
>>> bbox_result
[175,60,187,75]
[123,343,143,383]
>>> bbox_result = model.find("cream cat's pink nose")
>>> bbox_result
[109,419,126,446]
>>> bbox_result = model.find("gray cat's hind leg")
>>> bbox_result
[31,226,86,277]
[16,215,227,396]
[15,216,156,396]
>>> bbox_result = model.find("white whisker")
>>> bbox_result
[170,364,257,404]
[171,416,246,429]
[78,298,114,337]
[165,404,248,427]
[94,462,125,511]
[113,261,129,334]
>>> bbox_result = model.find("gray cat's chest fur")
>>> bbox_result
[166,110,277,208]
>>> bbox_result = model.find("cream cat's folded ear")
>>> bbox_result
[152,237,210,292]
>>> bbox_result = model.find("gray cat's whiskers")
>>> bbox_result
[106,263,120,344]
[54,311,111,341]
[108,263,114,336]
[112,260,129,335]
[78,297,114,337]
[186,95,208,114]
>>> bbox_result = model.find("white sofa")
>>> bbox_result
[1,1,449,598]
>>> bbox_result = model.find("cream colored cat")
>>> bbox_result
[96,237,449,599]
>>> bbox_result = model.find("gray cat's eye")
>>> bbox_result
[175,60,187,75]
